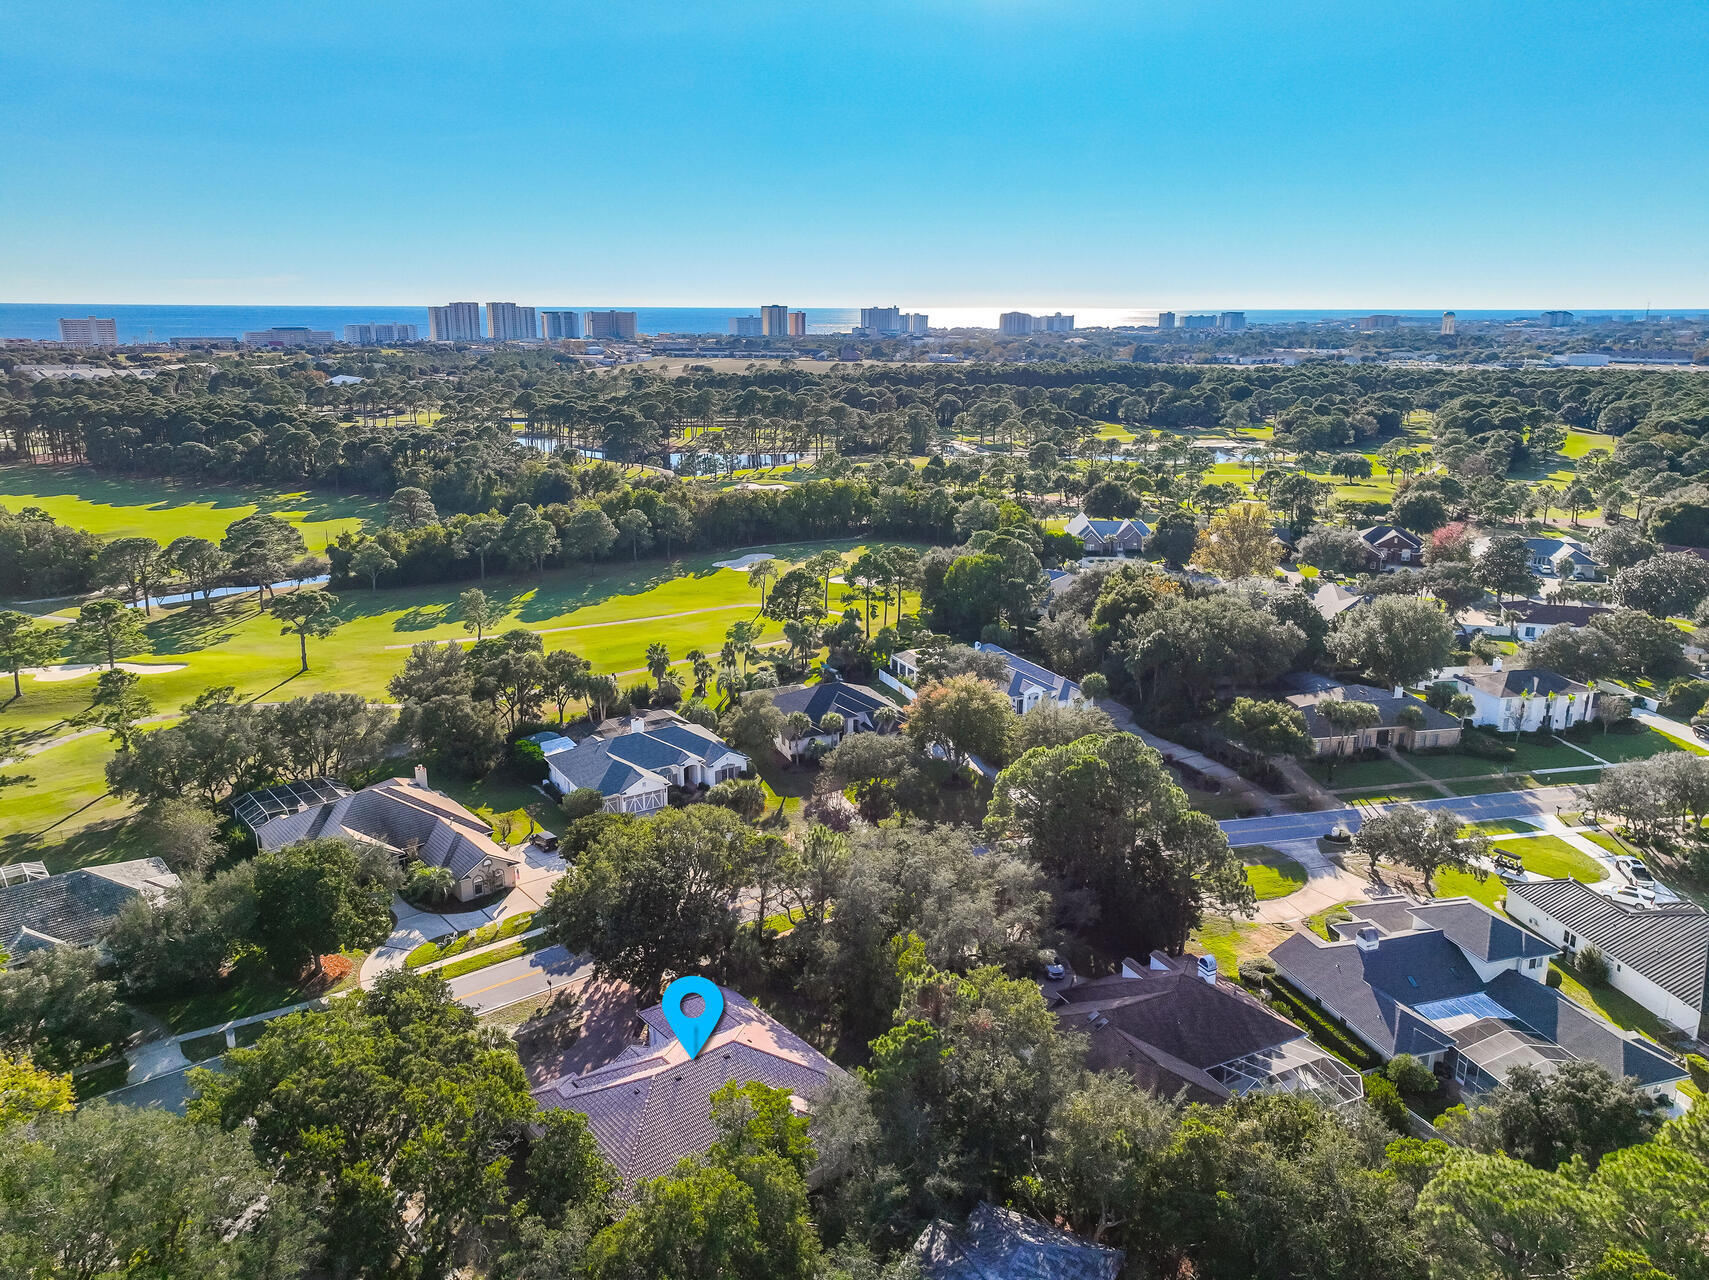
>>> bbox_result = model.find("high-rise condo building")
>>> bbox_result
[903,313,929,334]
[760,305,790,337]
[1156,311,1176,330]
[788,310,808,337]
[541,310,582,340]
[1440,311,1457,336]
[1181,314,1217,329]
[1041,312,1075,332]
[242,327,334,347]
[729,315,763,337]
[344,323,418,344]
[860,306,903,333]
[487,302,538,342]
[998,311,1037,336]
[429,302,482,342]
[1540,310,1575,327]
[1217,312,1246,332]
[58,316,118,347]
[1358,314,1401,331]
[584,311,638,341]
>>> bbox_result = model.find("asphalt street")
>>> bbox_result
[444,944,585,1014]
[1218,784,1584,845]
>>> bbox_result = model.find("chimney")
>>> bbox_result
[1355,926,1381,952]
[628,716,647,734]
[1195,954,1218,985]
[1392,685,1404,699]
[413,764,428,787]
[1492,657,1504,671]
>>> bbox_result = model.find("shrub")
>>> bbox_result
[560,789,606,821]
[1364,1074,1409,1133]
[706,777,767,821]
[1545,966,1563,989]
[1686,1053,1709,1092]
[1460,727,1517,761]
[652,676,683,709]
[622,681,653,710]
[1237,958,1277,988]
[1664,678,1709,718]
[1386,1053,1438,1097]
[511,737,548,781]
[1574,944,1612,985]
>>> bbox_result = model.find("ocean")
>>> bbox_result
[2,303,1701,344]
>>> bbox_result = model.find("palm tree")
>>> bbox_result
[873,705,900,733]
[645,642,671,690]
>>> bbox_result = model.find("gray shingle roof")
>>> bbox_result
[975,643,1082,706]
[542,712,744,798]
[766,681,890,725]
[0,859,179,957]
[1508,878,1709,1011]
[1458,668,1591,699]
[1405,899,1557,963]
[1295,695,1459,738]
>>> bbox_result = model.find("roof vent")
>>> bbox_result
[1492,657,1504,671]
[1355,926,1381,952]
[1196,954,1218,985]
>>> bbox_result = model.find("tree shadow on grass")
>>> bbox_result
[1,811,160,875]
[142,604,243,656]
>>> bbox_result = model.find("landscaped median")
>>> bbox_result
[407,913,552,982]
[406,912,535,969]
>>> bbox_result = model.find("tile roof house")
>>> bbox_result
[1278,673,1461,756]
[539,711,749,815]
[1065,512,1149,555]
[913,1202,1123,1280]
[238,770,522,902]
[1507,878,1709,1042]
[1449,666,1596,733]
[0,859,180,960]
[891,642,1083,715]
[1270,896,1686,1102]
[1357,524,1423,571]
[765,680,897,760]
[1047,952,1363,1105]
[531,985,840,1183]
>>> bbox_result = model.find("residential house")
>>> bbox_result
[0,859,180,960]
[1045,952,1363,1105]
[236,771,522,902]
[1311,581,1371,623]
[890,642,1084,715]
[1522,535,1600,580]
[539,710,749,815]
[1270,896,1687,1102]
[766,679,896,760]
[531,986,840,1183]
[1507,878,1708,1043]
[1278,673,1462,756]
[913,1203,1123,1280]
[1065,512,1149,555]
[1358,524,1424,571]
[1460,601,1611,644]
[1449,667,1596,732]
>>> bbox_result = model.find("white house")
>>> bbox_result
[1507,878,1708,1043]
[765,680,896,760]
[889,642,1083,715]
[1065,513,1149,555]
[540,711,749,815]
[1450,667,1596,733]
[1522,535,1600,580]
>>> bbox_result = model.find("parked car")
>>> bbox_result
[1693,722,1709,743]
[1613,855,1655,888]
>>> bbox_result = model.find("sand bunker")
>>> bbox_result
[28,661,187,682]
[713,552,784,571]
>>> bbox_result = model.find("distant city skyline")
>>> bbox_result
[3,3,1705,307]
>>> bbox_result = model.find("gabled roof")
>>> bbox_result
[543,712,746,798]
[1294,695,1459,739]
[1067,512,1151,540]
[973,643,1082,706]
[531,987,840,1183]
[766,681,891,726]
[1358,524,1423,549]
[914,1203,1123,1280]
[1507,601,1612,626]
[251,777,519,880]
[1398,899,1557,963]
[1456,668,1592,699]
[1522,536,1597,565]
[0,858,179,957]
[1508,878,1709,1010]
[1311,582,1371,620]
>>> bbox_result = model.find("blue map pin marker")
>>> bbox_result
[661,976,725,1060]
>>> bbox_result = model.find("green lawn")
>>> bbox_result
[0,463,380,546]
[1488,834,1607,883]
[1339,785,1441,804]
[1508,739,1601,771]
[1584,727,1702,762]
[1434,866,1503,908]
[1471,818,1541,835]
[137,952,358,1034]
[1308,756,1417,788]
[2,538,884,851]
[1304,901,1356,940]
[1582,830,1639,859]
[1238,845,1308,900]
[407,912,536,968]
[1410,751,1513,780]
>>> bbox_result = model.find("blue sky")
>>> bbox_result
[4,2,1706,308]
